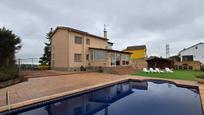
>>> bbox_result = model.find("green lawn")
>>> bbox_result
[131,70,204,81]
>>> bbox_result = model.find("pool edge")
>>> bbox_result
[0,77,203,114]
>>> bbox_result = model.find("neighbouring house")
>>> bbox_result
[169,55,202,70]
[174,42,204,70]
[146,56,174,69]
[51,26,131,72]
[123,45,147,70]
[179,42,204,64]
[123,45,147,59]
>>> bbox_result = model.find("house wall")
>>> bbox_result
[89,60,110,67]
[68,31,109,67]
[51,29,69,70]
[131,58,147,70]
[51,29,109,71]
[180,43,204,64]
[124,49,146,59]
[174,61,201,70]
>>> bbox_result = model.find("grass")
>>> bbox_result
[131,70,204,81]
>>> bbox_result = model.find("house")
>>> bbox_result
[179,42,204,64]
[51,26,131,72]
[146,56,174,69]
[123,45,147,69]
[123,45,147,59]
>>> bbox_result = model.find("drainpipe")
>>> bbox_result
[66,30,70,71]
[83,33,86,67]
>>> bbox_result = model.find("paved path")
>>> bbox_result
[0,72,203,112]
[0,73,127,112]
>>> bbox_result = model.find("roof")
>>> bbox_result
[179,42,204,54]
[146,56,170,61]
[51,26,108,41]
[125,45,146,50]
[108,42,114,45]
[89,47,132,54]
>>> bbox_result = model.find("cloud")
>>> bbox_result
[0,0,204,62]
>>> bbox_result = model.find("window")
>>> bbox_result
[89,50,94,61]
[179,66,182,69]
[182,55,193,61]
[121,54,130,65]
[75,36,82,44]
[86,39,90,45]
[86,54,89,60]
[94,50,107,60]
[89,50,108,61]
[111,54,116,66]
[74,54,82,62]
[189,66,193,70]
[195,46,198,49]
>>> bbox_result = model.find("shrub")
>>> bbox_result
[201,66,204,71]
[196,74,204,79]
[0,66,19,82]
[37,65,49,70]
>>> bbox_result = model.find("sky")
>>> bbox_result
[0,0,204,62]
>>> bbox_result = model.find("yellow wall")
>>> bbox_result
[124,49,146,59]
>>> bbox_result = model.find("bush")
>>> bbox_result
[201,66,204,71]
[37,65,49,70]
[0,66,19,82]
[196,74,204,79]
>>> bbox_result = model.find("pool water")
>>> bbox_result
[15,81,203,115]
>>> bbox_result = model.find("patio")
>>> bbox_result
[0,72,203,113]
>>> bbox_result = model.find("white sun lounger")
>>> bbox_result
[149,68,157,73]
[155,68,164,73]
[143,68,150,73]
[165,67,174,73]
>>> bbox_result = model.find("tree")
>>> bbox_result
[39,28,53,67]
[0,27,22,68]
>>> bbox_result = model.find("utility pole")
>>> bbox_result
[166,44,170,58]
[18,58,21,75]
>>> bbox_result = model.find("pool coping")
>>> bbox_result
[0,76,203,114]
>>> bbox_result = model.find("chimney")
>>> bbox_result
[104,25,107,39]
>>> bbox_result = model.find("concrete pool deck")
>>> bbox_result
[0,72,203,113]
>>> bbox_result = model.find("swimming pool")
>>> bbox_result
[3,80,204,115]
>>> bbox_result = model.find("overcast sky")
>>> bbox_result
[1,0,204,61]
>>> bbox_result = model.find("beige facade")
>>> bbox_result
[51,26,131,71]
[174,61,202,70]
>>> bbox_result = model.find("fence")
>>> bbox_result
[17,58,40,71]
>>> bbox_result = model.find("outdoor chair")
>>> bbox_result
[165,67,174,73]
[143,68,150,73]
[149,68,157,73]
[155,68,164,73]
